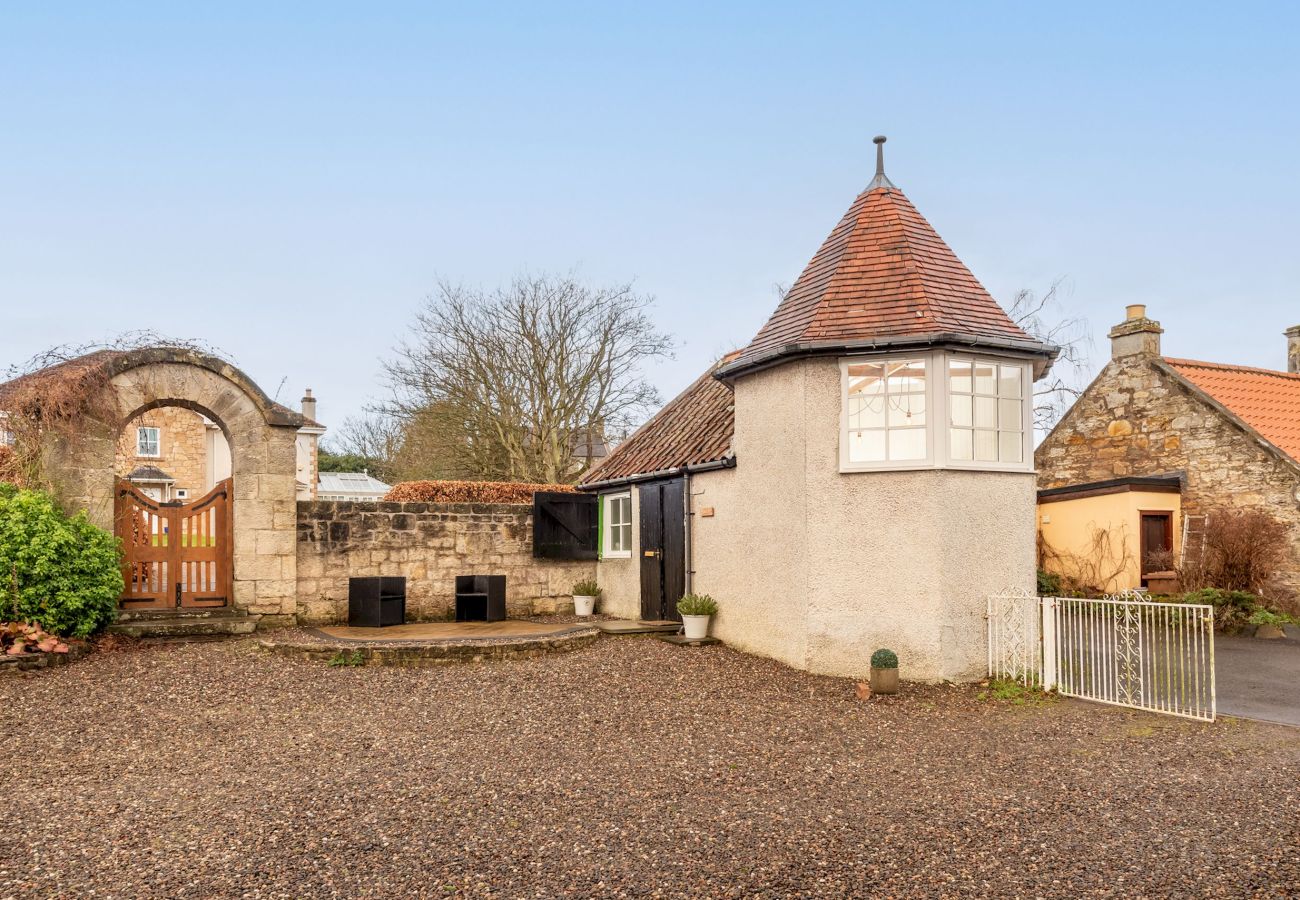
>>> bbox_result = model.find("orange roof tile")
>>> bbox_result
[578,365,734,486]
[1163,358,1300,463]
[722,181,1050,376]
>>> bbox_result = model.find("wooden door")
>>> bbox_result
[116,478,232,609]
[638,478,685,622]
[1139,511,1173,581]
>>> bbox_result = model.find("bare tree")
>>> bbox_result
[381,273,674,484]
[1009,280,1092,433]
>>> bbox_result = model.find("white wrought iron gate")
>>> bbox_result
[988,589,1215,722]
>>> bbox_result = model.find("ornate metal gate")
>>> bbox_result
[988,588,1216,722]
[115,478,232,609]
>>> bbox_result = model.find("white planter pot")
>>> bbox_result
[573,595,596,617]
[681,614,710,640]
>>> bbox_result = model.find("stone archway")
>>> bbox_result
[44,348,306,624]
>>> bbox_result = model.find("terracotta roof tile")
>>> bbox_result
[1164,357,1300,463]
[578,365,734,486]
[725,184,1041,373]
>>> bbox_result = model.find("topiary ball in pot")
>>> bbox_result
[870,648,899,694]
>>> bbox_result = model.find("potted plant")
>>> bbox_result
[676,593,718,640]
[1248,608,1292,640]
[572,579,601,617]
[870,648,899,695]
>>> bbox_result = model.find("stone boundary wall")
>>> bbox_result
[295,501,594,624]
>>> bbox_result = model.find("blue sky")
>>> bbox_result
[2,2,1298,431]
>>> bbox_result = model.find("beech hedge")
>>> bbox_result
[383,480,576,505]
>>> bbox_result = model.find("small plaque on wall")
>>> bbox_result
[700,507,715,517]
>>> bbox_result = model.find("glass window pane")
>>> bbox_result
[999,431,1024,463]
[621,522,632,550]
[974,396,997,428]
[611,525,622,552]
[950,395,972,427]
[948,359,972,393]
[974,429,998,461]
[999,398,1022,430]
[887,393,925,427]
[889,428,926,461]
[974,363,996,395]
[848,429,886,462]
[949,428,973,461]
[998,364,1023,399]
[847,363,885,397]
[849,395,886,429]
[887,359,926,392]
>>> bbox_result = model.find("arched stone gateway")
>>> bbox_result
[6,347,312,625]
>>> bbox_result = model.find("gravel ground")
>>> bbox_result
[1,637,1297,899]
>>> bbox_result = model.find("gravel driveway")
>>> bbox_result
[2,637,1297,898]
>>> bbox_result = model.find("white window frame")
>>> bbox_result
[602,492,632,559]
[839,355,936,472]
[136,426,161,457]
[942,353,1034,473]
[839,350,1034,474]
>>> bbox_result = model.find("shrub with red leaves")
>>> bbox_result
[383,480,576,505]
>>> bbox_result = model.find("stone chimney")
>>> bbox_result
[1108,304,1163,360]
[1286,325,1300,374]
[301,388,317,422]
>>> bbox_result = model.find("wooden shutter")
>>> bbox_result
[533,491,598,559]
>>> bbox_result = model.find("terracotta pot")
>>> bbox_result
[870,666,899,695]
[573,595,596,617]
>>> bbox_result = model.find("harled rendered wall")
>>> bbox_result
[690,358,1036,682]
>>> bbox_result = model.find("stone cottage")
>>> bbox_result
[1036,306,1300,593]
[579,138,1058,682]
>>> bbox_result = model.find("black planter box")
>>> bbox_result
[455,575,506,622]
[348,576,407,627]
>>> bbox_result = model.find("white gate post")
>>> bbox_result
[1040,597,1058,691]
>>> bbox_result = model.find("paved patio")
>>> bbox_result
[1,637,1297,897]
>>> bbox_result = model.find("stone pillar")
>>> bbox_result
[1108,304,1164,360]
[1286,325,1300,374]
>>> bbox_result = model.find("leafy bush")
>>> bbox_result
[1179,588,1260,633]
[1037,569,1063,597]
[1248,608,1295,628]
[572,579,601,597]
[0,487,122,637]
[677,593,718,616]
[384,480,576,504]
[870,648,899,669]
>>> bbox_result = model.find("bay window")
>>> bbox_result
[840,352,1032,472]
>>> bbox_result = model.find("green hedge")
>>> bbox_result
[0,484,123,637]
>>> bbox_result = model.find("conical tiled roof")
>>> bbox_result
[720,174,1052,377]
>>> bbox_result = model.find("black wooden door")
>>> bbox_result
[638,478,685,621]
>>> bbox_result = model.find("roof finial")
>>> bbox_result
[868,135,895,190]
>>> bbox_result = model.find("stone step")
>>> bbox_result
[106,613,261,639]
[594,619,682,635]
[115,606,245,623]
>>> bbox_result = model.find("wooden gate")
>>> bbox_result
[115,478,232,609]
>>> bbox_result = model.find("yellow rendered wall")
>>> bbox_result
[1037,490,1181,593]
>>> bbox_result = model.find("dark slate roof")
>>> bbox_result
[127,465,175,482]
[719,181,1053,378]
[578,364,735,487]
